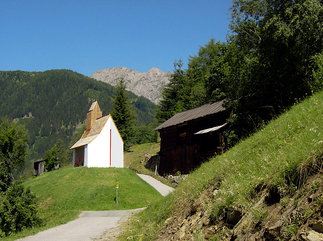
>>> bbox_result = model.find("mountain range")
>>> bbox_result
[90,67,171,104]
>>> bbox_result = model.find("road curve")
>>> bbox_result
[137,174,174,196]
[17,174,173,240]
[17,209,145,241]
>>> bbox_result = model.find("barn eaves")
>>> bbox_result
[153,100,226,131]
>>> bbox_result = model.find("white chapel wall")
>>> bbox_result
[83,116,124,168]
[110,118,124,167]
[87,119,111,167]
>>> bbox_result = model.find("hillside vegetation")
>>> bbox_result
[0,69,156,161]
[157,0,323,146]
[120,90,323,240]
[3,167,162,241]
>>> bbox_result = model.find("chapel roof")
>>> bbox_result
[70,115,109,149]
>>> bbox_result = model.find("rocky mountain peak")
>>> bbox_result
[89,67,172,104]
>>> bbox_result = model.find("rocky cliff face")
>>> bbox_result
[89,67,172,104]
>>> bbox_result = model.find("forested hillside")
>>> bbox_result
[0,69,156,160]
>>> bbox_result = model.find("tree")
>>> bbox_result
[229,0,323,107]
[0,165,11,194]
[187,39,228,103]
[224,0,323,143]
[44,145,57,172]
[156,59,189,123]
[111,78,136,151]
[55,138,69,166]
[156,0,323,147]
[256,0,323,108]
[157,42,228,124]
[313,51,323,92]
[0,118,42,237]
[44,139,70,171]
[133,122,159,144]
[0,118,28,192]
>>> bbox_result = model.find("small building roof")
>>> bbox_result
[34,159,45,164]
[154,100,226,131]
[70,115,109,149]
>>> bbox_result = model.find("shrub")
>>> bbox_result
[0,182,42,237]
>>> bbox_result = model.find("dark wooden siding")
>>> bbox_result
[158,110,230,175]
[160,126,177,152]
[159,143,200,175]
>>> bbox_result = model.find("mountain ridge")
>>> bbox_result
[0,69,156,160]
[90,67,171,104]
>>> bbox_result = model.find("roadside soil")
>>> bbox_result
[93,209,143,241]
[156,172,323,240]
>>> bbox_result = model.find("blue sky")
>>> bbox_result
[1,1,232,76]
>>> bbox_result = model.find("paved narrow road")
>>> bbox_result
[137,173,174,196]
[17,174,174,241]
[17,209,144,241]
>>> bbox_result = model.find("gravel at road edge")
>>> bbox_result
[92,208,145,241]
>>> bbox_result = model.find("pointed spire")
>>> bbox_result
[86,101,102,131]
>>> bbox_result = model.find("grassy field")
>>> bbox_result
[4,167,162,241]
[119,90,323,240]
[8,89,323,240]
[124,142,160,173]
[124,142,173,186]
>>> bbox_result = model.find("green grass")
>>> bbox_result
[120,90,323,240]
[125,142,160,173]
[125,142,173,186]
[4,166,162,241]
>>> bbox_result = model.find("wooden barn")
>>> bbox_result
[154,100,231,175]
[70,101,124,168]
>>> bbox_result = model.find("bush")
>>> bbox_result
[44,146,58,171]
[0,182,42,237]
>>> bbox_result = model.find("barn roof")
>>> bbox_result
[154,100,226,131]
[70,115,109,149]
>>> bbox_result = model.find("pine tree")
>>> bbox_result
[111,78,136,151]
[156,59,187,123]
[0,118,28,192]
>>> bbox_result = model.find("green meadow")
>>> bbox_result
[4,167,162,241]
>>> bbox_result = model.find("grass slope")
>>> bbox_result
[5,167,162,241]
[120,90,323,240]
[124,143,173,186]
[124,143,160,173]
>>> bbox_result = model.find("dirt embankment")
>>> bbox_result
[157,173,323,240]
